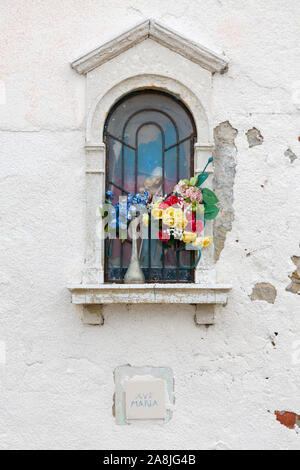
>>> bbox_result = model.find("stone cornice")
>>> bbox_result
[68,283,232,306]
[71,19,228,75]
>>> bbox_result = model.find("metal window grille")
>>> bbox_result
[104,90,197,283]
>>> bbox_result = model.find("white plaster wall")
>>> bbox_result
[0,0,300,450]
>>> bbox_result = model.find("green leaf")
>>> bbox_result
[197,173,209,187]
[104,224,109,232]
[99,207,108,219]
[189,176,197,186]
[202,188,219,205]
[204,204,220,220]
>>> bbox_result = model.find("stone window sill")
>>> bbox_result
[68,283,232,326]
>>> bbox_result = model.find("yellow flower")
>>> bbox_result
[152,208,163,219]
[162,212,175,227]
[153,201,162,209]
[182,231,197,243]
[175,218,188,230]
[173,208,185,221]
[142,213,149,226]
[202,236,212,247]
[192,236,212,248]
[165,206,175,217]
[173,208,188,229]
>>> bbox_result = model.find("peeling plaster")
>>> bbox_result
[250,283,277,304]
[213,121,238,261]
[286,256,300,295]
[284,148,298,163]
[246,127,264,148]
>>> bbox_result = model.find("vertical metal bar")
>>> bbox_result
[190,136,194,280]
[104,136,108,282]
[177,137,180,183]
[176,141,180,282]
[162,132,165,281]
[120,136,124,279]
[135,133,138,194]
[148,219,151,282]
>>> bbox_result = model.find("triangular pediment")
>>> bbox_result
[71,19,228,75]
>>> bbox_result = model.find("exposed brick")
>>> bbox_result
[275,411,297,429]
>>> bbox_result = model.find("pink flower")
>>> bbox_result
[186,187,203,202]
[195,220,204,234]
[185,211,195,222]
[185,188,193,199]
[174,183,187,196]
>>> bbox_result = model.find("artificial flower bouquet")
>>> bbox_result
[145,158,219,257]
[101,158,220,269]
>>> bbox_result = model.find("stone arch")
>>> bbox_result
[86,73,211,146]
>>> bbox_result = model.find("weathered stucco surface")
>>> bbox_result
[0,0,300,450]
[213,121,238,261]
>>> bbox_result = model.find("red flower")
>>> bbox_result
[188,220,204,233]
[159,201,171,209]
[158,230,170,241]
[167,195,179,206]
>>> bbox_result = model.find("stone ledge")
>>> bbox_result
[68,283,231,306]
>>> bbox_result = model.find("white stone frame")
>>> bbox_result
[84,74,214,285]
[69,20,231,324]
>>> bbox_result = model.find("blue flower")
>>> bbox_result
[106,190,114,199]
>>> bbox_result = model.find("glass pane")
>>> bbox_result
[179,139,193,181]
[124,110,177,149]
[138,124,163,195]
[106,92,194,143]
[105,91,196,282]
